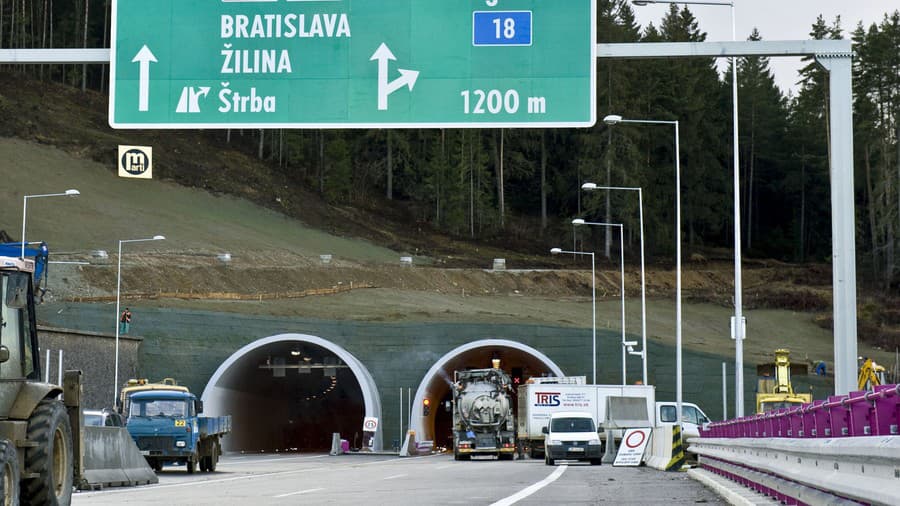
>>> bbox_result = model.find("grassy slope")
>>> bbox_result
[0,137,399,262]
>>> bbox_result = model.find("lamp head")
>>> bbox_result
[581,182,598,190]
[632,0,654,6]
[550,248,562,255]
[65,189,80,196]
[572,219,586,226]
[152,235,166,241]
[603,114,623,125]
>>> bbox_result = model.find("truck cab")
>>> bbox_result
[126,390,202,472]
[124,386,229,473]
[541,411,602,466]
[655,402,710,439]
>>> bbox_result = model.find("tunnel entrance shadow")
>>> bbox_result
[201,334,383,452]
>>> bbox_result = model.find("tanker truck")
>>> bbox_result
[450,363,516,461]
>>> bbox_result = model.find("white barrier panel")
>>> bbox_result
[689,437,900,505]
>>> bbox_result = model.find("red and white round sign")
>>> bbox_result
[363,417,379,432]
[625,429,647,448]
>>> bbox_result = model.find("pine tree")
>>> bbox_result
[734,29,789,257]
[852,12,900,288]
[786,15,844,263]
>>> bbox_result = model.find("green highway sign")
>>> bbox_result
[109,0,595,129]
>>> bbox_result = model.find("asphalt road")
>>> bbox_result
[72,453,726,505]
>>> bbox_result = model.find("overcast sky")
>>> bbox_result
[629,0,896,95]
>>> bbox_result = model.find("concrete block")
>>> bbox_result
[80,426,158,489]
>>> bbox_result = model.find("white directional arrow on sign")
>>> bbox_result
[370,43,420,111]
[132,45,158,112]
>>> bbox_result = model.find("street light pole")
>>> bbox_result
[551,248,596,384]
[20,189,80,258]
[632,0,744,419]
[582,184,647,385]
[572,220,629,385]
[604,114,682,426]
[114,235,165,407]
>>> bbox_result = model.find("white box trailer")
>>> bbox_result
[516,378,655,458]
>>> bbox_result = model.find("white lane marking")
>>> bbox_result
[435,464,456,470]
[218,454,329,466]
[489,465,567,506]
[74,454,436,497]
[382,474,407,480]
[273,487,324,498]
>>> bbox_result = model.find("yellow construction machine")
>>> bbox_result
[857,358,886,391]
[755,349,813,413]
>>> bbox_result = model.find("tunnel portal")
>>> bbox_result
[201,334,382,452]
[410,339,565,449]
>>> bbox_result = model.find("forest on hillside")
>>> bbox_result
[1,1,898,290]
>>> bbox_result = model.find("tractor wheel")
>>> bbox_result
[0,440,20,506]
[21,400,73,506]
[186,458,196,474]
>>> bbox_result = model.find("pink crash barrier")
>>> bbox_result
[701,384,899,438]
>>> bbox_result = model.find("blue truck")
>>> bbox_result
[0,242,49,295]
[121,381,231,473]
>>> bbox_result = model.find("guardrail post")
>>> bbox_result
[775,409,788,437]
[894,386,900,435]
[847,391,871,436]
[871,384,898,435]
[828,395,850,437]
[789,406,803,437]
[801,402,818,437]
[811,400,830,437]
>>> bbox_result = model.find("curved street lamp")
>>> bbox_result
[21,189,80,258]
[631,0,745,419]
[572,219,630,386]
[582,183,647,385]
[604,114,684,427]
[114,235,166,407]
[551,247,596,384]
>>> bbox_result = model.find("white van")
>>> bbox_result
[541,411,603,466]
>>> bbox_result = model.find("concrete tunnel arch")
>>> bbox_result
[201,333,383,452]
[408,339,565,448]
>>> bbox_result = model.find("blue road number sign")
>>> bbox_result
[473,11,532,46]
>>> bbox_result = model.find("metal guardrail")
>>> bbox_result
[690,385,900,505]
[702,384,900,438]
[689,437,900,505]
